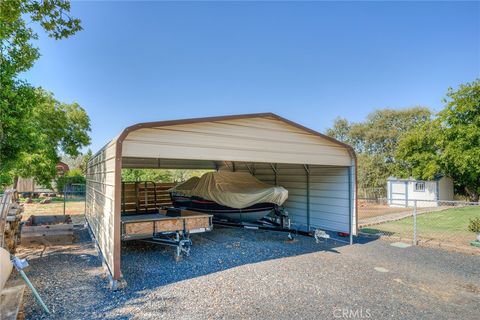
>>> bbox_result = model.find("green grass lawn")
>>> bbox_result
[361,206,480,246]
[19,197,65,203]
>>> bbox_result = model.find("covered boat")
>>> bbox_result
[168,171,288,222]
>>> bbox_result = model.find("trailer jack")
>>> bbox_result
[141,231,192,259]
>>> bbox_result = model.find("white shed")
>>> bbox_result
[85,113,357,286]
[387,176,454,208]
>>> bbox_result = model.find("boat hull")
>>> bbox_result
[170,193,276,222]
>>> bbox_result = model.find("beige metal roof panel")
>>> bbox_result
[121,116,352,166]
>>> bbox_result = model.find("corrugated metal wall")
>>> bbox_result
[85,141,117,276]
[219,162,354,234]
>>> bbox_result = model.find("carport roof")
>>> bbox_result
[97,113,356,167]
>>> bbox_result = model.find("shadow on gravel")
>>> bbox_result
[14,235,136,319]
[120,226,376,291]
[19,226,376,319]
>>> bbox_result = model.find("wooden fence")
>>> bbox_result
[121,182,175,215]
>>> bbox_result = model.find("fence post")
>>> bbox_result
[413,200,417,245]
[63,187,66,216]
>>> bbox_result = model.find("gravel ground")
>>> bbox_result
[11,225,480,320]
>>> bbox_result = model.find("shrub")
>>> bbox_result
[55,169,85,193]
[468,217,480,233]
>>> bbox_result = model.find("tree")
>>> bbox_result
[55,168,86,193]
[327,107,432,157]
[0,0,86,187]
[122,169,174,183]
[10,89,90,188]
[121,169,212,184]
[62,149,93,173]
[397,80,480,201]
[327,107,432,196]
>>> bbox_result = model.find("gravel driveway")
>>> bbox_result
[12,225,480,320]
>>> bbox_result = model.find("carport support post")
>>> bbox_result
[348,166,353,245]
[304,165,310,230]
[413,200,417,246]
[270,163,278,186]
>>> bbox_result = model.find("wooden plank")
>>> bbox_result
[0,248,13,292]
[185,217,211,229]
[155,219,183,232]
[21,224,73,233]
[21,230,74,237]
[122,210,212,236]
[124,222,153,235]
[21,234,74,246]
[158,209,212,218]
[0,284,25,320]
[21,222,74,246]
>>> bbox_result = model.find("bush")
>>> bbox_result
[468,217,480,233]
[55,169,85,193]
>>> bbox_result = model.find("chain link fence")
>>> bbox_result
[358,198,480,251]
[18,184,86,225]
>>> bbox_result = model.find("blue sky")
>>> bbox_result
[23,1,480,152]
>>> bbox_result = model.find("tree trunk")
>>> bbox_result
[465,186,479,202]
[12,176,19,190]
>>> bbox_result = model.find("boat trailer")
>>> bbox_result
[212,216,331,243]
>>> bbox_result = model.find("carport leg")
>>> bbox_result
[348,166,353,245]
[304,165,310,230]
[270,163,278,186]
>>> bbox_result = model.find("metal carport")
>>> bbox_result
[85,113,357,287]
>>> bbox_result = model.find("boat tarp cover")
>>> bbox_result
[169,172,288,209]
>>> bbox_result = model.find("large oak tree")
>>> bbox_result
[396,80,480,201]
[0,0,89,188]
[327,107,432,197]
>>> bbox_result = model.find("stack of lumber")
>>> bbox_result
[0,190,23,254]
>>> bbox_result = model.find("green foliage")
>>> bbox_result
[62,149,93,174]
[468,217,480,234]
[356,154,391,198]
[4,89,91,188]
[121,169,212,183]
[80,149,93,174]
[327,107,432,196]
[395,121,441,179]
[397,80,480,201]
[55,168,86,193]
[0,0,86,187]
[0,0,82,76]
[122,169,173,183]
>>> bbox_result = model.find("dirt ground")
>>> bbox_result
[9,225,480,320]
[358,202,410,219]
[21,200,85,225]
